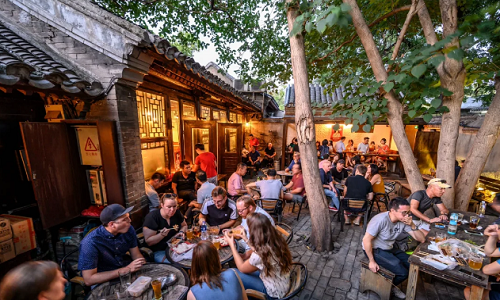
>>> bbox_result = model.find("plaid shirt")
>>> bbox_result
[78,225,137,272]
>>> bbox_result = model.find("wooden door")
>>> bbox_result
[184,121,217,165]
[218,124,242,175]
[20,122,89,228]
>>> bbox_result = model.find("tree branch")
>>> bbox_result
[390,0,421,61]
[315,5,411,62]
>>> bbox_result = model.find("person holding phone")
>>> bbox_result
[143,194,188,263]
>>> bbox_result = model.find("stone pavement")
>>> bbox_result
[280,204,467,300]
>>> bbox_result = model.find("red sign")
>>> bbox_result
[84,137,98,151]
[330,127,344,142]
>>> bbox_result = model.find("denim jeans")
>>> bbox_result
[368,248,410,285]
[153,251,171,263]
[233,269,268,295]
[324,189,339,208]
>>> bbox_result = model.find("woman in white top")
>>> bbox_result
[224,213,292,299]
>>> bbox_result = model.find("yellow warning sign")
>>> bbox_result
[75,126,102,166]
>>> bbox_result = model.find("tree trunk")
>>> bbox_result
[455,76,500,210]
[344,0,425,192]
[286,0,333,251]
[417,0,465,208]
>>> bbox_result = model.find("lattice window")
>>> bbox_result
[183,103,196,118]
[229,112,237,122]
[137,91,166,138]
[200,105,210,120]
[213,110,220,120]
[220,111,227,123]
[237,114,243,124]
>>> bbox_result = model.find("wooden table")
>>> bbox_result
[165,236,237,269]
[406,210,497,300]
[277,170,294,184]
[87,263,189,300]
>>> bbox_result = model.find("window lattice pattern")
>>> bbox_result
[229,112,236,122]
[220,111,227,123]
[183,103,196,117]
[237,114,243,123]
[137,91,166,138]
[213,110,220,120]
[201,105,210,120]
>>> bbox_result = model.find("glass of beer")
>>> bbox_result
[435,232,447,243]
[186,228,194,240]
[212,236,221,250]
[457,213,464,225]
[470,215,479,229]
[468,253,483,271]
[211,226,220,236]
[193,226,200,238]
[151,279,162,300]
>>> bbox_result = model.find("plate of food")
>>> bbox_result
[228,227,245,238]
[220,237,230,247]
[172,242,195,254]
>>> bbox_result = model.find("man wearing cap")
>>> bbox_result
[408,178,451,235]
[78,204,145,286]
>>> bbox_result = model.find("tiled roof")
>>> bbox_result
[285,84,347,107]
[0,23,103,96]
[151,38,260,110]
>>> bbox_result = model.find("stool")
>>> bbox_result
[360,257,395,300]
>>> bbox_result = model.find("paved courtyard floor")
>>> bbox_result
[280,204,468,300]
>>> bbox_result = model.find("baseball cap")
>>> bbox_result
[100,204,134,224]
[338,159,345,164]
[428,178,451,189]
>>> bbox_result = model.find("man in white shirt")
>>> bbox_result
[334,137,346,158]
[246,169,283,200]
[232,195,275,259]
[357,137,370,154]
[145,173,165,211]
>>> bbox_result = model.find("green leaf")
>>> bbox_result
[316,18,328,34]
[333,124,340,130]
[394,74,407,83]
[428,55,445,67]
[326,12,338,27]
[431,99,441,108]
[411,64,427,78]
[447,48,464,61]
[359,86,368,94]
[414,100,423,107]
[408,110,417,118]
[423,114,433,123]
[345,118,351,124]
[290,22,303,37]
[383,82,395,93]
[363,124,371,132]
[341,3,351,12]
[305,22,313,33]
[460,36,475,48]
[351,124,359,132]
[373,111,381,117]
[442,89,453,96]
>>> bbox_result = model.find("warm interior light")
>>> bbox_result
[245,122,250,127]
[326,124,333,128]
[344,124,353,129]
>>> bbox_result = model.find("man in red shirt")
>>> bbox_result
[283,163,306,203]
[192,143,218,185]
[248,134,260,148]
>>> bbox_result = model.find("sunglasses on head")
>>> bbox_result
[162,193,177,200]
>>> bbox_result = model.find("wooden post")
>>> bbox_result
[470,285,484,300]
[406,264,419,300]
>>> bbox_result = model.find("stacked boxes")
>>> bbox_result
[0,215,36,263]
[0,217,15,263]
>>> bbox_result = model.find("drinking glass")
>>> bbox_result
[435,232,447,243]
[212,235,221,250]
[151,279,162,300]
[193,226,200,238]
[468,253,483,271]
[470,215,479,230]
[457,213,464,225]
[186,228,194,240]
[118,268,131,290]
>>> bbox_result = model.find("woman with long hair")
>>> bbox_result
[0,261,67,300]
[188,241,247,300]
[225,213,293,299]
[345,139,355,166]
[366,164,385,195]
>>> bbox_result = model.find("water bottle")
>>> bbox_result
[201,221,208,240]
[479,201,486,217]
[448,213,458,235]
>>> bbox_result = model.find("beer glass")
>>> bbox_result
[470,215,479,229]
[151,279,162,300]
[468,253,483,270]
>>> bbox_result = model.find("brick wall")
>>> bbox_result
[247,120,284,164]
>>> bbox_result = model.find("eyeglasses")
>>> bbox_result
[162,193,177,200]
[400,210,411,216]
[237,206,250,213]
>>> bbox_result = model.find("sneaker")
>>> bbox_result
[391,286,406,299]
[328,206,338,212]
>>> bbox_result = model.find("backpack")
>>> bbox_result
[319,146,330,158]
[393,232,418,252]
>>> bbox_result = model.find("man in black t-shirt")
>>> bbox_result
[331,159,349,184]
[172,160,197,214]
[408,178,450,235]
[262,143,276,168]
[142,195,187,263]
[199,186,237,230]
[344,165,373,226]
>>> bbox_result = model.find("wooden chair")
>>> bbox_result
[245,262,308,300]
[60,248,90,299]
[360,257,395,300]
[339,198,371,233]
[276,222,294,245]
[291,194,308,221]
[257,198,284,222]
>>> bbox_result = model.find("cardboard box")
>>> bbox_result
[0,215,36,255]
[0,239,16,264]
[0,218,12,243]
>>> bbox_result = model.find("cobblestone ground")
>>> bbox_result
[281,205,467,300]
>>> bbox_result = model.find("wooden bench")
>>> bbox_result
[360,257,395,300]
